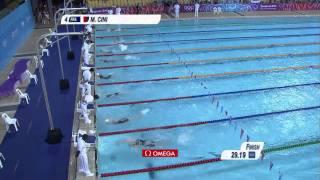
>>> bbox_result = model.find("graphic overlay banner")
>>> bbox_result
[61,15,161,25]
[221,142,264,160]
[142,149,178,157]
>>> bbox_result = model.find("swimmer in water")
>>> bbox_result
[119,138,157,147]
[105,108,150,124]
[208,152,221,158]
[278,171,283,180]
[146,162,155,179]
[106,92,120,98]
[105,117,129,124]
[96,73,112,79]
[100,48,113,53]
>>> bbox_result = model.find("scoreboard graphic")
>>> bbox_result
[61,15,161,25]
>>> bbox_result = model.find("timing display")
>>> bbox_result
[221,142,264,160]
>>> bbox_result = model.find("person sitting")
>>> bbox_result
[80,109,91,124]
[79,81,91,98]
[82,68,94,81]
[83,52,93,66]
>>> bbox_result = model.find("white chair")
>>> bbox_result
[44,37,53,47]
[0,152,5,169]
[1,113,20,133]
[40,45,49,56]
[26,70,38,85]
[217,7,222,15]
[34,56,44,68]
[16,88,30,104]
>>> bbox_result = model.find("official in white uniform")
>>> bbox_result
[77,134,93,176]
[116,7,121,15]
[84,82,91,96]
[80,81,91,97]
[174,3,180,19]
[81,107,91,124]
[195,2,200,18]
[85,24,93,34]
[83,52,92,66]
[80,100,88,113]
[82,69,92,82]
[81,41,93,56]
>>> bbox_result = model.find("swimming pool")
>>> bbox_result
[94,16,320,180]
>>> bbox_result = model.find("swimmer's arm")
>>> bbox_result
[208,152,221,157]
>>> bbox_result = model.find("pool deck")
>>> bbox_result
[0,28,48,143]
[0,10,319,180]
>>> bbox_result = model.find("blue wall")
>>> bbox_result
[0,0,34,70]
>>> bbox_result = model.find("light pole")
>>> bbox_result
[37,31,83,144]
[64,0,84,40]
[54,7,87,60]
[53,7,88,90]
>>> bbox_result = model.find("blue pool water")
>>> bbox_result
[95,16,320,179]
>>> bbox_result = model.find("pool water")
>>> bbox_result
[94,16,320,180]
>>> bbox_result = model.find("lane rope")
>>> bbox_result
[97,52,320,69]
[95,33,320,47]
[96,65,320,86]
[96,26,320,38]
[95,21,320,31]
[96,42,320,57]
[97,82,320,107]
[98,105,320,136]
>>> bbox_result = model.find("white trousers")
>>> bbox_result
[78,152,91,175]
[175,11,179,18]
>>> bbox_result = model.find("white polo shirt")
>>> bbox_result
[195,3,200,11]
[84,82,91,95]
[82,69,92,81]
[83,52,91,65]
[116,7,121,15]
[174,4,180,13]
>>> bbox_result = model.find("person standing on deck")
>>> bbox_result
[195,2,200,18]
[174,2,180,19]
[116,6,121,15]
[77,134,94,176]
